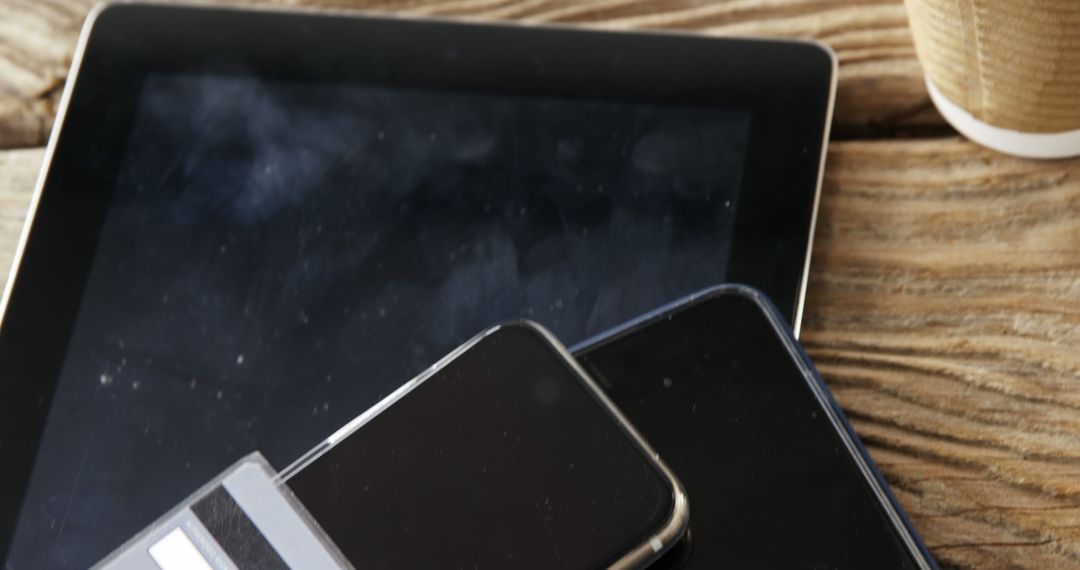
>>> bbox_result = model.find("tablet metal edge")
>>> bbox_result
[0,3,109,331]
[0,9,103,558]
[791,41,837,340]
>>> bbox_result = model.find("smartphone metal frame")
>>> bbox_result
[571,284,937,570]
[281,321,689,569]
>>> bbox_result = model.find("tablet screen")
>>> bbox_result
[6,73,748,567]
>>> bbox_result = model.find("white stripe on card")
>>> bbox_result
[148,527,214,570]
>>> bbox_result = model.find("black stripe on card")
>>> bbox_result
[191,485,289,570]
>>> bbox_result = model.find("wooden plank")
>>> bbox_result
[803,137,1080,568]
[0,0,943,149]
[3,136,1079,567]
[0,147,39,283]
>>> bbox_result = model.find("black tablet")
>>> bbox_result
[0,3,834,567]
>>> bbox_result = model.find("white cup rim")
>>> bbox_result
[927,78,1080,160]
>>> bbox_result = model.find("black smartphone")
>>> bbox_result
[282,321,688,569]
[573,285,936,569]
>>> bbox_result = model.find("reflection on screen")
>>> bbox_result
[7,74,748,568]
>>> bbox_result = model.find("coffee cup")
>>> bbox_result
[905,0,1080,158]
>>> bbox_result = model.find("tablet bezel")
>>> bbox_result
[0,2,834,559]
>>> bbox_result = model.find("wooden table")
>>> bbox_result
[2,1,1078,567]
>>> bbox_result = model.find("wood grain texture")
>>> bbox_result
[0,0,943,149]
[0,148,40,284]
[0,0,83,148]
[802,137,1080,568]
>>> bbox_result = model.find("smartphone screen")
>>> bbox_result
[284,322,685,568]
[575,287,932,568]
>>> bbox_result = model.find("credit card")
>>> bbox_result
[93,453,350,570]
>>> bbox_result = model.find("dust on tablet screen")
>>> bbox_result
[6,73,750,568]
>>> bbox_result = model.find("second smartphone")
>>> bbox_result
[283,321,688,569]
[573,285,937,569]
